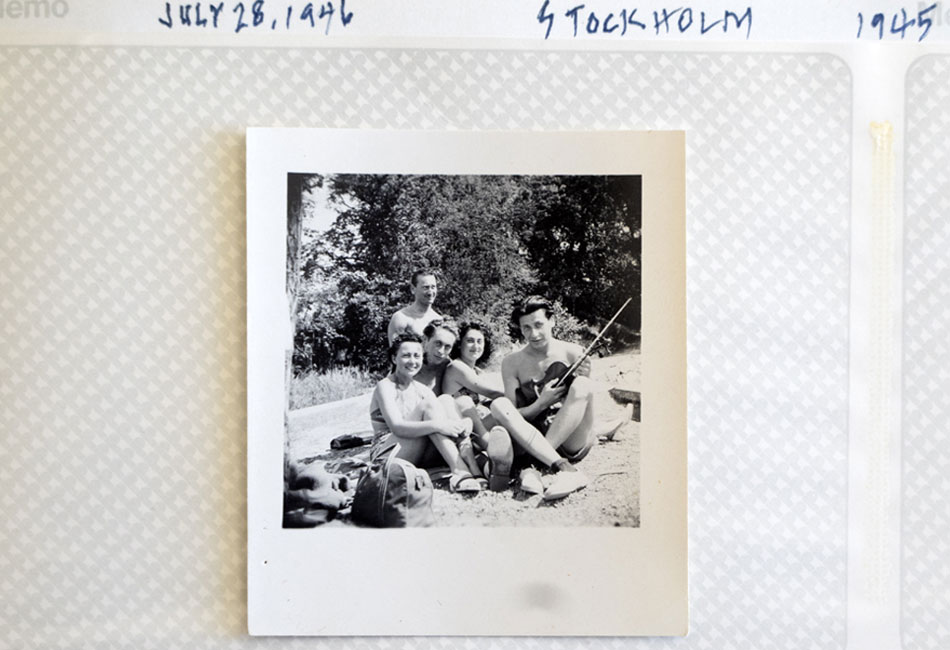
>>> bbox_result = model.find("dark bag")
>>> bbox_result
[350,451,435,528]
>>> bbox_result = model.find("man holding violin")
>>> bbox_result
[488,296,597,499]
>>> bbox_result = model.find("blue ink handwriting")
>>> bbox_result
[537,1,752,39]
[157,0,353,35]
[856,4,936,41]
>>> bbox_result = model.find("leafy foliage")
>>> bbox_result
[288,173,641,375]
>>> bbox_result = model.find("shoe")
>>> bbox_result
[519,467,544,495]
[486,426,513,492]
[543,470,589,501]
[449,473,483,494]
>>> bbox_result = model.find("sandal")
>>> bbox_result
[449,472,483,494]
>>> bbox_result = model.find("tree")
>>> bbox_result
[522,175,641,334]
[287,172,642,374]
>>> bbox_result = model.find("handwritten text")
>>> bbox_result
[856,4,936,41]
[537,1,752,39]
[157,0,353,35]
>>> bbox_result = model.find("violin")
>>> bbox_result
[515,298,632,407]
[516,360,575,408]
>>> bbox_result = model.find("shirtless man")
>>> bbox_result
[489,296,596,500]
[387,270,443,344]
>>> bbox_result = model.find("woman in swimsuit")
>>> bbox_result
[442,321,504,402]
[441,322,514,492]
[368,332,482,493]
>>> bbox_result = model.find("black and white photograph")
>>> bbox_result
[247,129,686,636]
[282,172,643,528]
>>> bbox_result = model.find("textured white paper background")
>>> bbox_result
[0,48,850,648]
[903,53,950,650]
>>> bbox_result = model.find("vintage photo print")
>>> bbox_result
[284,171,641,528]
[248,130,686,636]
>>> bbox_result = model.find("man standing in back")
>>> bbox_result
[387,270,443,344]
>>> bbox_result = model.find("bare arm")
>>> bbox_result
[444,361,504,399]
[374,381,466,440]
[387,312,405,345]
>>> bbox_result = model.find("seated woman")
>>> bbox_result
[441,322,513,492]
[442,321,505,403]
[368,332,482,493]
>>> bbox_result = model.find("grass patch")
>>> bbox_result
[290,366,378,409]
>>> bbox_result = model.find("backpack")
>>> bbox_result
[350,451,435,527]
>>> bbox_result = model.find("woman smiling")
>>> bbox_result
[368,332,482,493]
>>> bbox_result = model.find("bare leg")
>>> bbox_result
[390,398,470,473]
[436,395,483,477]
[543,376,595,455]
[392,435,434,464]
[489,397,560,467]
[419,396,475,477]
[441,395,491,444]
[388,395,481,493]
[425,433,471,475]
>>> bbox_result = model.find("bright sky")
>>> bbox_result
[302,180,337,239]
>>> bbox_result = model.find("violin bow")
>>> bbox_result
[551,297,633,389]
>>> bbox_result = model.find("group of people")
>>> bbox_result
[368,270,624,501]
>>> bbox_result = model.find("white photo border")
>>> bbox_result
[247,129,687,636]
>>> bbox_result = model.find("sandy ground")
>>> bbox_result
[288,349,641,527]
